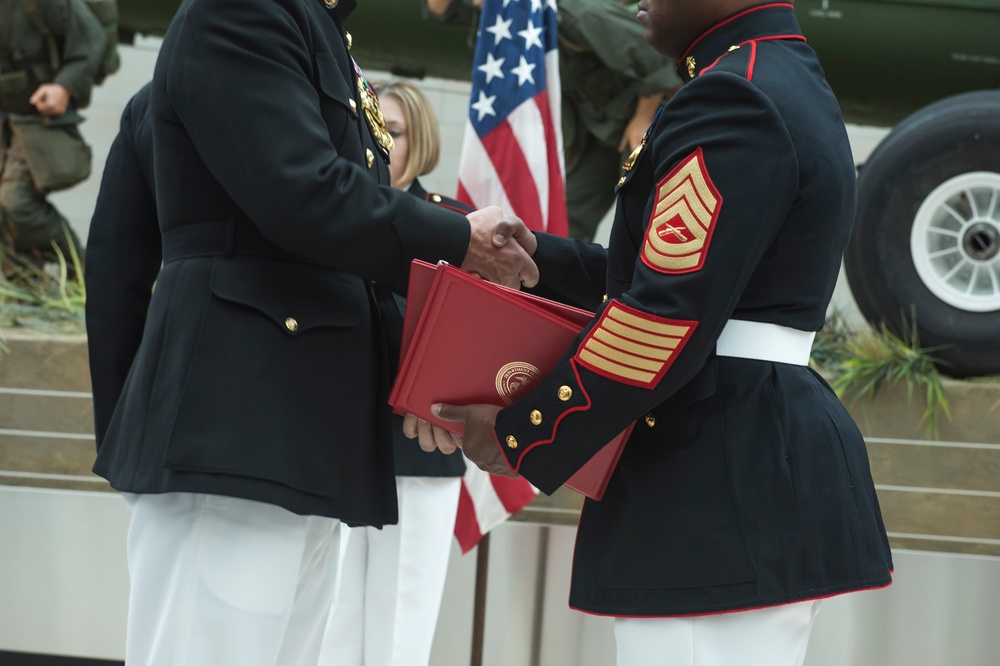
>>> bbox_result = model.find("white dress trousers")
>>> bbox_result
[318,476,462,666]
[123,491,342,666]
[615,600,822,666]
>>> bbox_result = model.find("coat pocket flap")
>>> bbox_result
[209,258,362,334]
[314,53,355,110]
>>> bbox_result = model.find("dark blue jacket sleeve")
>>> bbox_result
[85,83,161,449]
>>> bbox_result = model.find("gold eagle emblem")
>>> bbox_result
[495,362,543,405]
[685,56,697,78]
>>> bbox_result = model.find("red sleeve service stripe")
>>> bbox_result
[575,302,697,389]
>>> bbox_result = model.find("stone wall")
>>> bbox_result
[2,329,998,556]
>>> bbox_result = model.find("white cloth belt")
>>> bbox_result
[715,319,816,366]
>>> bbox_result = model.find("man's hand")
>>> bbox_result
[401,413,462,455]
[492,215,538,257]
[30,84,71,117]
[463,206,539,288]
[402,404,516,477]
[424,0,452,15]
[617,92,665,153]
[436,403,517,477]
[424,0,481,17]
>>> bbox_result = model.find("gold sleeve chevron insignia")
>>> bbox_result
[574,302,697,389]
[641,147,722,274]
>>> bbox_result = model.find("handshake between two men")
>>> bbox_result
[400,205,537,479]
[460,206,539,289]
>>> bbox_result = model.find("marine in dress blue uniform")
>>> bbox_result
[506,0,892,618]
[88,1,535,663]
[321,179,469,666]
[396,182,469,471]
[425,2,892,663]
[320,75,469,666]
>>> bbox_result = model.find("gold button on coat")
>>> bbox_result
[529,410,542,426]
[505,435,518,449]
[557,386,573,401]
[284,317,299,332]
[645,413,656,428]
[346,32,353,50]
[324,0,337,7]
[366,149,374,168]
[431,194,442,203]
[349,99,357,113]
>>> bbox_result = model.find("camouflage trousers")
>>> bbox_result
[565,129,625,243]
[0,123,85,269]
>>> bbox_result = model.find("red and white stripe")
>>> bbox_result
[454,465,540,554]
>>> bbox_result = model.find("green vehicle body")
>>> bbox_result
[795,0,1000,125]
[117,0,1000,126]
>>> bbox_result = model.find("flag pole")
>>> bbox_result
[470,532,491,666]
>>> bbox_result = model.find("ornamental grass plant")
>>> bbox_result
[811,310,952,437]
[0,233,86,340]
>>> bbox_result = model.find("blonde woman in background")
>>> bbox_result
[318,79,470,666]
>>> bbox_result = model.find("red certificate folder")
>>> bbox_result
[389,260,634,500]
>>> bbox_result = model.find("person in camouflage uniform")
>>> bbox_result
[558,0,680,241]
[0,0,105,272]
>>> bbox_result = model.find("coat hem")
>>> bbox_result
[94,468,398,528]
[568,574,893,618]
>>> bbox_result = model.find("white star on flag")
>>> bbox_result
[471,90,497,120]
[510,55,536,86]
[518,20,544,50]
[477,52,506,84]
[485,14,513,46]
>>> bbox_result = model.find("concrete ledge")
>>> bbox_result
[2,328,999,556]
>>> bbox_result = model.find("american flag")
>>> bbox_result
[456,0,568,235]
[453,0,567,553]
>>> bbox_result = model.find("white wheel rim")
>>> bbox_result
[910,171,1000,313]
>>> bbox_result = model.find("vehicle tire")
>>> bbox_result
[845,90,1000,378]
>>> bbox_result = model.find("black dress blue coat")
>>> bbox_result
[500,4,893,616]
[91,0,472,528]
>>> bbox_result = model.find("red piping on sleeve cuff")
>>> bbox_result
[496,359,594,473]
